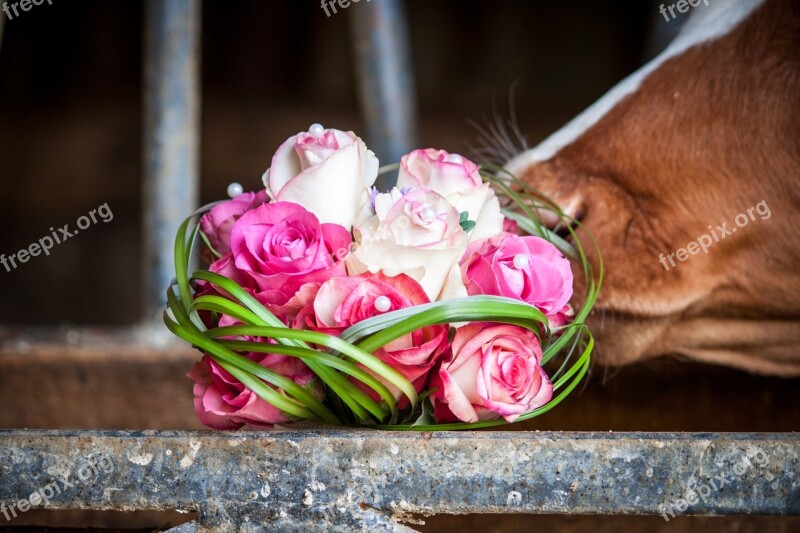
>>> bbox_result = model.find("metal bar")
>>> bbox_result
[348,0,417,189]
[0,431,797,531]
[142,0,201,320]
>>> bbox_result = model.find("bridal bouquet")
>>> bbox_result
[164,125,600,430]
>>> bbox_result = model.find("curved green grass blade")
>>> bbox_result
[189,271,392,422]
[217,339,398,416]
[164,312,330,422]
[351,297,549,355]
[205,325,417,413]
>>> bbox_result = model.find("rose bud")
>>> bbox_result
[502,217,519,234]
[547,304,575,330]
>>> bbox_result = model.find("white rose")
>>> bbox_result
[396,148,503,242]
[346,188,468,301]
[264,126,379,228]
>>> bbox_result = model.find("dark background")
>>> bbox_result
[0,0,796,442]
[0,3,797,531]
[0,0,670,325]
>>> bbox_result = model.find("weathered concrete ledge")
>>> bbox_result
[0,431,797,531]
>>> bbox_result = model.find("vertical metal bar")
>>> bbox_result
[142,0,200,320]
[348,0,417,189]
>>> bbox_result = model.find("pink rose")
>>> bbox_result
[547,304,574,330]
[266,282,322,325]
[229,201,352,302]
[297,272,448,404]
[265,127,378,228]
[430,324,553,423]
[187,352,320,430]
[207,252,256,290]
[460,233,573,315]
[502,217,519,234]
[199,190,268,258]
[348,187,468,301]
[398,148,482,195]
[199,260,321,328]
[396,149,503,242]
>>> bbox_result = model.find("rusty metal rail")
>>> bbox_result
[1,3,797,532]
[0,431,797,531]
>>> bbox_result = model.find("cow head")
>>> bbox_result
[505,0,800,376]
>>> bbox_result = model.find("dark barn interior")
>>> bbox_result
[0,1,797,531]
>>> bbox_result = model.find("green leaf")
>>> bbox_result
[458,211,476,232]
[410,397,436,427]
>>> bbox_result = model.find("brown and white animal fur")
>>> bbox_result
[505,0,800,376]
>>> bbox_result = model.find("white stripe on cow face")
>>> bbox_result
[504,0,765,176]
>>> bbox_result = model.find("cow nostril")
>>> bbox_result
[555,220,578,240]
[552,197,585,239]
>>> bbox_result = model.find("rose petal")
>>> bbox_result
[438,366,480,423]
